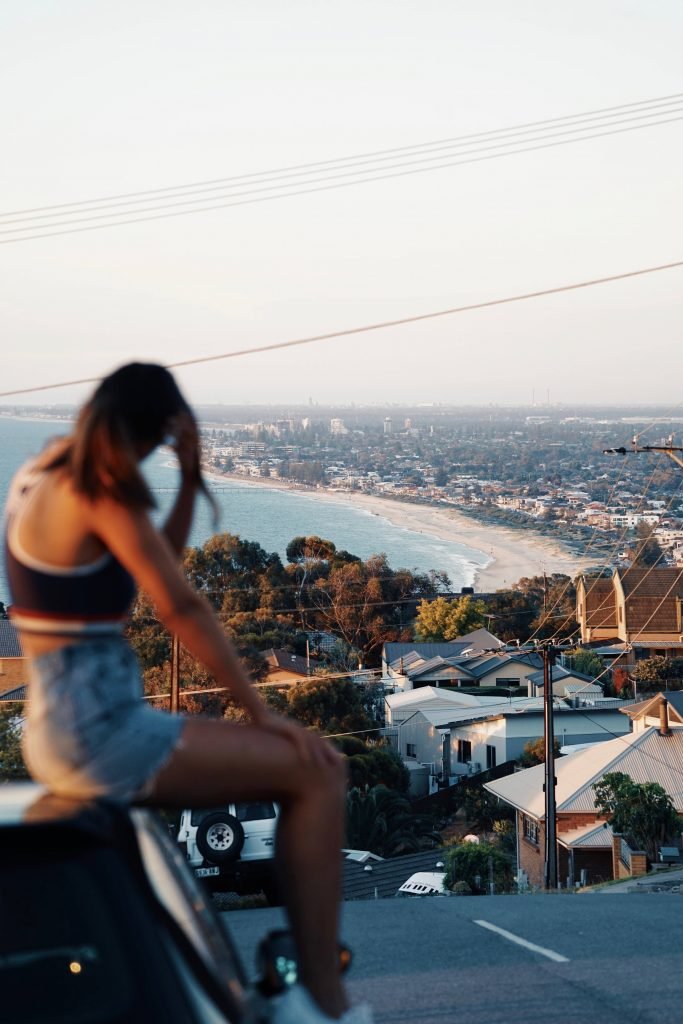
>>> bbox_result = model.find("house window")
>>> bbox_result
[486,745,497,770]
[522,815,539,845]
[457,740,472,764]
[406,743,416,758]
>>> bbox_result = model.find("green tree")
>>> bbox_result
[632,523,664,567]
[518,737,561,767]
[286,676,374,736]
[286,535,337,564]
[345,785,440,857]
[444,840,513,893]
[223,687,289,723]
[184,533,285,615]
[567,647,604,679]
[309,554,441,666]
[633,657,683,692]
[482,574,577,643]
[335,737,410,792]
[0,706,28,781]
[462,784,513,832]
[126,591,170,670]
[593,771,681,861]
[414,595,486,642]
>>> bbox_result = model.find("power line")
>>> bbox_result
[2,257,683,400]
[4,103,683,231]
[536,456,678,644]
[4,91,682,220]
[2,109,683,245]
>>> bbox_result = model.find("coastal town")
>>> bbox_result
[3,401,683,900]
[196,402,683,569]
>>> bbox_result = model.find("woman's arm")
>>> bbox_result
[162,477,198,557]
[161,413,201,557]
[89,496,265,717]
[86,495,342,766]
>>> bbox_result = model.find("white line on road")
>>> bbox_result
[473,920,570,963]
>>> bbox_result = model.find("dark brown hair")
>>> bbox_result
[48,363,217,516]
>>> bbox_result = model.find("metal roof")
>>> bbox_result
[632,641,683,649]
[384,642,472,666]
[486,726,683,818]
[0,685,27,702]
[0,620,23,658]
[342,848,449,900]
[557,822,614,850]
[383,629,503,670]
[385,686,485,709]
[622,692,683,723]
[526,665,599,686]
[407,656,471,679]
[420,697,567,729]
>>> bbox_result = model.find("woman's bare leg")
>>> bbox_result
[143,717,350,1020]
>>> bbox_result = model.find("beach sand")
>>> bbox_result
[203,470,592,591]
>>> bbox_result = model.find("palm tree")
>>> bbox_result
[345,785,441,857]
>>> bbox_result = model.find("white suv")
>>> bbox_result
[177,801,280,900]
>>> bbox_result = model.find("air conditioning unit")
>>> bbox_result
[468,762,481,775]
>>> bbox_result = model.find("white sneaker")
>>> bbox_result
[270,984,374,1024]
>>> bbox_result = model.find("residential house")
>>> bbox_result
[576,568,683,665]
[382,632,540,693]
[485,724,683,887]
[259,648,319,685]
[391,697,629,794]
[383,628,503,678]
[525,665,603,702]
[0,620,27,698]
[620,691,683,732]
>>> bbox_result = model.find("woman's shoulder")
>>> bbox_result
[34,435,72,469]
[4,438,73,516]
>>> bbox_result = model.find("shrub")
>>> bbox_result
[445,840,513,894]
[451,880,472,896]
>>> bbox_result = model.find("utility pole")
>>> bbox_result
[170,633,180,714]
[604,436,683,471]
[543,643,558,890]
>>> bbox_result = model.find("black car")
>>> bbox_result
[0,782,297,1023]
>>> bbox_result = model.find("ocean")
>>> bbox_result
[0,416,488,602]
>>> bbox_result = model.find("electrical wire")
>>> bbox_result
[2,107,683,245]
[4,103,683,231]
[2,257,683,400]
[559,468,683,653]
[536,455,676,644]
[4,91,683,221]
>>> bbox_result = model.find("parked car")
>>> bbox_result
[397,871,448,896]
[176,801,280,901]
[0,782,296,1023]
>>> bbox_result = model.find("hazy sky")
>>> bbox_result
[2,2,682,407]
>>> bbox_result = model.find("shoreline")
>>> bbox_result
[201,468,592,590]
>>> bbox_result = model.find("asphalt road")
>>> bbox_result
[225,894,683,1024]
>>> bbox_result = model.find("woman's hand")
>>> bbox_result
[169,412,200,481]
[254,709,344,769]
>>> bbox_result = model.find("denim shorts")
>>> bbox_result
[23,637,186,802]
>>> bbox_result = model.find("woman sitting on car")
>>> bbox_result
[3,362,371,1024]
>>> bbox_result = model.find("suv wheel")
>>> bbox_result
[196,812,245,865]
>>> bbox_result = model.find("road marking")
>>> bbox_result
[473,920,570,963]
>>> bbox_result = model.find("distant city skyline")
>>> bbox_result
[2,2,682,406]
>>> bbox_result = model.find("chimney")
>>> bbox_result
[659,698,672,736]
